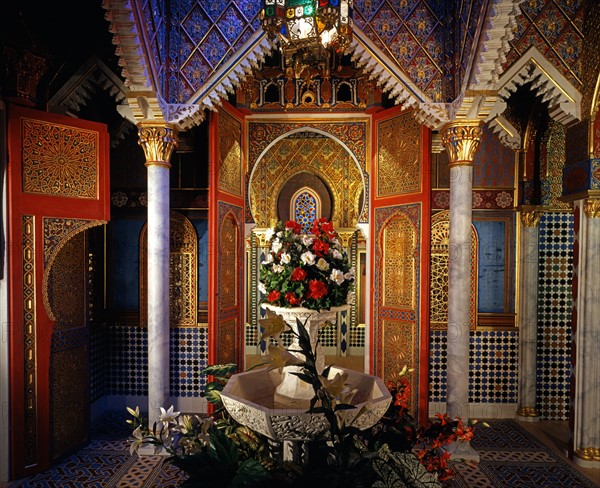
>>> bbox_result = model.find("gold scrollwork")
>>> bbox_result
[440,121,483,167]
[584,198,600,218]
[138,123,178,167]
[520,211,541,227]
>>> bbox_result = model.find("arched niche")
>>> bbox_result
[248,128,365,228]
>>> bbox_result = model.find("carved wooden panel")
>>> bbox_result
[21,118,98,198]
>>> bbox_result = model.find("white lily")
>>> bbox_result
[159,405,180,425]
[129,426,147,455]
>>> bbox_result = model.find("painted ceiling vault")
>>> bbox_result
[103,0,591,135]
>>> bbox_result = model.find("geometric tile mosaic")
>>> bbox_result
[443,419,599,488]
[104,326,209,398]
[10,417,598,488]
[248,320,365,351]
[536,212,573,421]
[429,330,518,404]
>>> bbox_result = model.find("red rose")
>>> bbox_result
[306,279,328,300]
[290,267,307,281]
[321,220,334,235]
[285,292,301,306]
[312,238,329,256]
[267,290,281,303]
[285,220,302,234]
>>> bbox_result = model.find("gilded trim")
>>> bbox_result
[138,123,178,168]
[575,447,600,462]
[42,219,107,321]
[440,121,483,167]
[520,211,541,227]
[584,199,600,218]
[22,215,37,465]
[516,406,540,417]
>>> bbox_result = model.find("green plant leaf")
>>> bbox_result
[207,426,239,470]
[201,363,238,378]
[230,458,271,487]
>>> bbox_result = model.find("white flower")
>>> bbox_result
[346,291,356,305]
[160,405,180,425]
[301,251,316,265]
[262,253,274,265]
[258,281,267,294]
[330,237,340,246]
[316,258,330,271]
[330,268,345,285]
[272,239,282,253]
[265,228,275,241]
[344,266,356,280]
[272,264,284,273]
[276,231,283,237]
[280,252,291,264]
[129,426,147,455]
[302,235,314,246]
[331,249,343,260]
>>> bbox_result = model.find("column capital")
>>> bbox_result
[584,198,600,218]
[440,120,483,168]
[520,210,541,227]
[137,122,179,168]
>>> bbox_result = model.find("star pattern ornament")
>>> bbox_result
[258,309,287,343]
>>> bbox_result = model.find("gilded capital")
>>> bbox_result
[584,198,600,218]
[520,211,540,227]
[440,121,483,167]
[138,123,178,168]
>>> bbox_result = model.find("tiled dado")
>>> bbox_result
[98,326,209,397]
[429,330,519,405]
[537,212,573,421]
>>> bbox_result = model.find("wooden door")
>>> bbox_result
[207,102,246,368]
[370,106,431,422]
[7,105,109,475]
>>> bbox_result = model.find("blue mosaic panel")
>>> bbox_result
[294,191,318,233]
[536,212,573,420]
[106,326,209,397]
[429,330,518,403]
[170,327,209,397]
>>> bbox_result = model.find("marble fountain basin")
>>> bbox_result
[220,366,392,442]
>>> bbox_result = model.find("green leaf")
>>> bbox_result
[230,458,271,487]
[201,363,238,378]
[207,426,239,470]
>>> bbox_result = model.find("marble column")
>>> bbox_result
[572,199,600,468]
[441,121,481,461]
[138,123,178,426]
[516,210,541,421]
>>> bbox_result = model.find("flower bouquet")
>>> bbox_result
[259,218,355,312]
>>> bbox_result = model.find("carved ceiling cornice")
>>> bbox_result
[486,46,582,127]
[103,0,582,141]
[102,0,165,124]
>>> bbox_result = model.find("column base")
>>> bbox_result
[444,440,480,463]
[515,406,540,422]
[137,445,170,457]
[573,447,600,469]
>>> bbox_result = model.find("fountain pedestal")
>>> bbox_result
[261,304,346,407]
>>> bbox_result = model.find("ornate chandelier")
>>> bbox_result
[260,0,353,78]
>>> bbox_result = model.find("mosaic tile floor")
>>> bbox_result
[6,416,599,487]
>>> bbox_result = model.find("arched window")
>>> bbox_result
[291,187,321,233]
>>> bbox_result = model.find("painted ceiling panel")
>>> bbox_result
[502,0,584,88]
[142,0,493,105]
